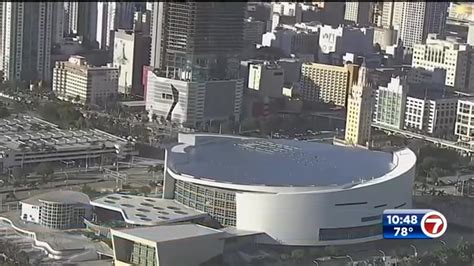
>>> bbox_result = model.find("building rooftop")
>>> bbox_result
[21,191,90,205]
[167,135,395,187]
[407,86,459,100]
[91,194,207,226]
[112,224,223,243]
[0,116,128,153]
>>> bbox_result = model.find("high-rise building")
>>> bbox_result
[0,2,54,82]
[374,77,408,130]
[345,62,373,146]
[344,2,373,26]
[53,56,119,106]
[64,2,98,46]
[146,2,246,127]
[247,62,284,99]
[149,2,245,82]
[410,34,474,92]
[113,29,151,96]
[133,9,151,35]
[404,88,458,137]
[468,24,474,46]
[51,2,65,45]
[300,62,359,107]
[455,98,474,141]
[381,1,449,49]
[96,2,135,50]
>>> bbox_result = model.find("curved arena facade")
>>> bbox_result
[163,133,417,246]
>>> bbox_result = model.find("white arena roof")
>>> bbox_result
[167,134,396,187]
[91,194,207,226]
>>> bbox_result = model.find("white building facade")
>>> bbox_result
[53,56,119,105]
[344,2,372,26]
[318,24,375,62]
[113,29,151,96]
[405,95,458,136]
[410,35,474,92]
[374,77,408,130]
[144,69,243,126]
[455,98,474,141]
[381,1,449,49]
[96,2,135,50]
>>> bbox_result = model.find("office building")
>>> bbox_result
[144,69,243,127]
[0,2,53,82]
[149,2,245,81]
[300,62,359,106]
[149,2,165,69]
[455,98,474,141]
[345,63,373,146]
[410,34,474,92]
[134,9,151,35]
[146,3,246,126]
[53,56,119,106]
[468,24,474,46]
[243,18,266,47]
[261,29,319,56]
[51,2,65,45]
[163,133,416,245]
[318,24,375,61]
[20,191,91,230]
[277,58,302,85]
[405,89,458,136]
[381,1,449,49]
[373,27,398,51]
[248,63,284,98]
[96,2,135,50]
[0,115,136,173]
[271,2,302,24]
[64,2,98,46]
[344,2,373,26]
[113,29,151,96]
[374,77,408,130]
[111,224,225,266]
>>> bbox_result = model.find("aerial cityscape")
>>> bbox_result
[0,1,473,266]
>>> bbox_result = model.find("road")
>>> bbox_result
[373,123,474,154]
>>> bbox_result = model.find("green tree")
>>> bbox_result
[139,186,152,196]
[151,113,158,123]
[35,162,54,184]
[11,167,27,185]
[80,184,97,197]
[291,249,305,262]
[0,105,9,118]
[147,165,163,180]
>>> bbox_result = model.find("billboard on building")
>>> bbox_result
[319,26,343,54]
[449,2,474,22]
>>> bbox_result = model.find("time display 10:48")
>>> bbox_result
[383,209,429,239]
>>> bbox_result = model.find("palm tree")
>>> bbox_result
[147,165,163,180]
[421,181,429,195]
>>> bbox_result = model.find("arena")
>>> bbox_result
[163,133,417,246]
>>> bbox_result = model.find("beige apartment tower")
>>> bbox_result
[53,56,119,106]
[300,63,359,107]
[345,63,373,146]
